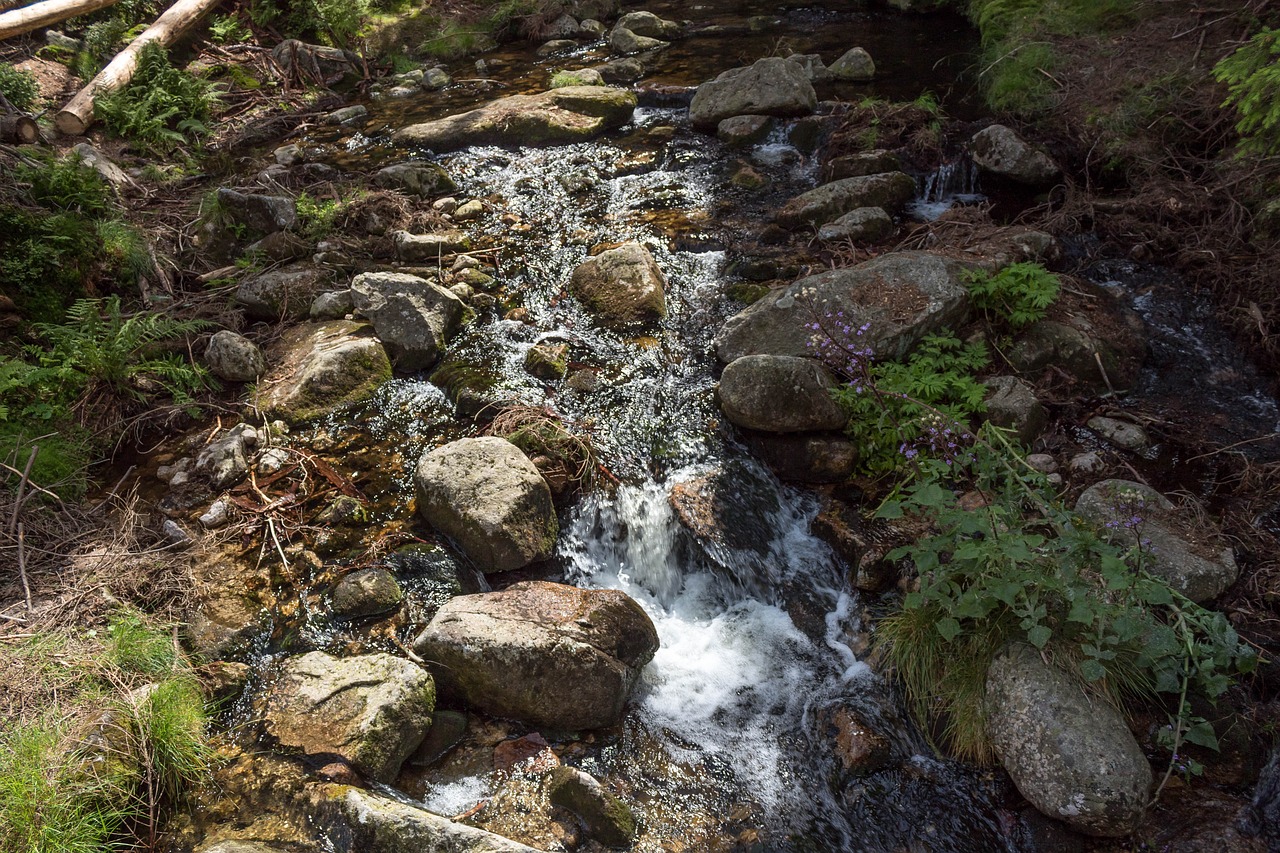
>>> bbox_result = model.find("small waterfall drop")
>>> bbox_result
[910,156,984,220]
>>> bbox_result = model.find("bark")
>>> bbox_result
[0,0,121,40]
[0,113,40,144]
[54,0,221,136]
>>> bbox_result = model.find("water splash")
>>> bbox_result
[909,157,984,220]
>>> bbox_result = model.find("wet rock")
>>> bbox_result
[1075,479,1238,602]
[970,124,1060,186]
[187,593,271,662]
[538,39,578,56]
[195,424,256,490]
[566,369,600,392]
[568,242,667,328]
[717,114,775,146]
[412,581,658,730]
[372,161,457,197]
[609,25,667,54]
[747,434,859,483]
[814,704,892,777]
[1087,416,1150,451]
[983,376,1047,446]
[235,263,335,320]
[715,251,971,364]
[810,499,899,592]
[393,230,473,261]
[414,437,558,573]
[421,67,451,90]
[349,272,466,372]
[325,105,368,125]
[454,199,485,220]
[829,46,876,80]
[548,765,636,847]
[985,643,1151,837]
[410,709,468,766]
[785,53,832,82]
[430,357,503,419]
[615,10,681,39]
[1008,320,1137,393]
[689,57,816,130]
[332,567,403,620]
[216,188,298,236]
[730,162,767,189]
[198,660,252,705]
[525,342,569,380]
[313,785,541,852]
[551,68,605,87]
[205,330,265,382]
[265,651,434,784]
[817,206,894,243]
[719,355,847,432]
[310,289,353,320]
[196,841,290,853]
[1069,451,1104,475]
[596,57,645,84]
[776,171,915,228]
[826,149,902,181]
[259,321,392,423]
[493,732,558,773]
[394,86,637,152]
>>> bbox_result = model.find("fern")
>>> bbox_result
[963,262,1060,331]
[96,44,220,153]
[1213,27,1280,155]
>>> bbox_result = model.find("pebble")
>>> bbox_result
[433,197,459,214]
[454,200,484,220]
[161,520,192,546]
[1068,451,1104,474]
[1087,416,1150,451]
[199,499,231,529]
[1026,453,1058,474]
[257,446,290,475]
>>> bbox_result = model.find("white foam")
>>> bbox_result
[421,775,491,817]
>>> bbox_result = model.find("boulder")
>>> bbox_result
[331,567,404,620]
[1075,479,1238,603]
[325,105,368,125]
[596,58,645,84]
[525,342,569,380]
[608,25,667,54]
[259,321,392,423]
[195,423,256,490]
[985,644,1151,837]
[826,150,902,181]
[747,434,859,483]
[688,57,817,130]
[817,206,894,243]
[983,375,1047,446]
[372,161,457,197]
[719,355,847,432]
[314,785,541,852]
[829,47,875,80]
[718,114,775,147]
[537,38,577,56]
[311,289,354,320]
[1008,320,1137,393]
[548,765,636,846]
[265,651,434,784]
[205,331,265,382]
[568,242,667,328]
[785,53,832,82]
[393,87,637,152]
[235,263,335,320]
[414,437,558,573]
[1086,416,1150,451]
[393,230,472,260]
[215,188,298,236]
[970,124,1060,186]
[775,171,916,229]
[350,272,466,372]
[714,251,972,364]
[412,581,659,730]
[614,10,681,39]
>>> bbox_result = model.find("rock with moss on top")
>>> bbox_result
[259,321,392,424]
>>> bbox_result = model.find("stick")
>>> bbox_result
[8,445,37,535]
[18,522,32,612]
[0,0,121,41]
[54,0,223,136]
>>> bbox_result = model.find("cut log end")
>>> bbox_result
[0,113,39,144]
[54,107,89,137]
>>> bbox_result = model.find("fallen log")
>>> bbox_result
[54,0,221,136]
[0,113,39,143]
[0,0,121,41]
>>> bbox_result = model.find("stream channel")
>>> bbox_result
[209,1,1273,850]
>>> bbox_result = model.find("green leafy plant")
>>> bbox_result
[963,261,1060,330]
[1213,27,1280,155]
[0,64,39,112]
[208,13,252,44]
[16,152,112,217]
[296,191,341,239]
[96,43,221,153]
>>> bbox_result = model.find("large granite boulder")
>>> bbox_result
[986,644,1151,837]
[714,251,971,364]
[568,242,667,328]
[1008,319,1140,394]
[775,172,916,229]
[393,87,636,152]
[215,188,298,236]
[608,11,679,53]
[412,581,659,730]
[828,47,875,80]
[719,355,847,432]
[264,651,435,784]
[1075,479,1238,603]
[688,57,816,130]
[259,321,392,423]
[350,272,466,372]
[414,437,558,573]
[235,263,334,320]
[970,124,1060,186]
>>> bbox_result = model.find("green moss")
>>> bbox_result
[726,282,771,304]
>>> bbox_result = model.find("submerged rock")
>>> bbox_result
[394,86,637,152]
[714,251,971,364]
[414,437,558,573]
[331,567,403,620]
[985,644,1151,837]
[688,57,816,130]
[265,651,434,784]
[259,321,392,423]
[548,765,636,847]
[719,355,847,432]
[970,124,1060,186]
[775,171,915,229]
[569,242,667,328]
[717,114,775,147]
[349,271,466,372]
[1075,479,1238,602]
[412,581,659,730]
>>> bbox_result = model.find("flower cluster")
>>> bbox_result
[900,412,974,466]
[798,290,875,390]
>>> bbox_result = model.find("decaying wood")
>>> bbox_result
[0,114,39,144]
[0,0,121,41]
[54,0,221,136]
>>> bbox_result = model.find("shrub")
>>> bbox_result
[0,64,39,112]
[97,43,221,153]
[1213,27,1280,155]
[16,152,112,217]
[962,261,1060,330]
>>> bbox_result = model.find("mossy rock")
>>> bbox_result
[259,321,393,424]
[548,765,636,847]
[524,342,569,380]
